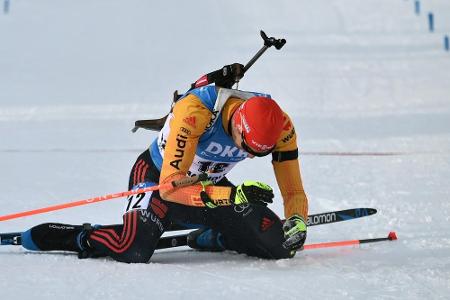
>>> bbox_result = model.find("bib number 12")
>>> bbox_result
[124,192,151,213]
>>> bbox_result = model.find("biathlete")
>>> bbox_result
[20,63,309,263]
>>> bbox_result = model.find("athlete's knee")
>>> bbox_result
[231,205,292,259]
[89,207,168,263]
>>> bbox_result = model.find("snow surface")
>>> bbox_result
[1,0,450,299]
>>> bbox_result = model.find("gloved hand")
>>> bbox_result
[231,181,274,206]
[199,180,274,208]
[282,215,307,252]
[214,63,245,88]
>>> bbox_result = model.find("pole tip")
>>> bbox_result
[388,231,398,241]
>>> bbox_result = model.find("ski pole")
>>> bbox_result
[243,30,286,73]
[0,174,207,222]
[302,232,398,250]
[190,30,286,90]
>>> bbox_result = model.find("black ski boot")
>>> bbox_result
[187,228,225,252]
[21,223,95,258]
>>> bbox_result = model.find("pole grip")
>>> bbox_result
[243,30,286,73]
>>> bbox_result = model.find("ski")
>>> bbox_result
[167,207,377,231]
[307,207,377,226]
[157,234,188,249]
[0,207,376,247]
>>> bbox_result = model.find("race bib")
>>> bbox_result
[124,182,154,214]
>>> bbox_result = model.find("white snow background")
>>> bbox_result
[1,0,450,299]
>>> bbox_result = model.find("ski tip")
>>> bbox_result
[388,231,398,241]
[368,208,377,215]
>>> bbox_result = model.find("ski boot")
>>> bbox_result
[21,223,96,258]
[187,228,225,252]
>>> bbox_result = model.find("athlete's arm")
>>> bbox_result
[158,94,233,206]
[271,113,309,220]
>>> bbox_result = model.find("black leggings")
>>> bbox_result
[87,150,293,262]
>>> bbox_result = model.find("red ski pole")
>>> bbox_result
[0,174,207,222]
[303,232,398,250]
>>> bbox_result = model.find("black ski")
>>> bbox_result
[167,207,377,231]
[306,207,376,226]
[157,234,188,249]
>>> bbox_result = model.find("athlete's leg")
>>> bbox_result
[165,197,293,259]
[208,204,293,259]
[22,150,167,263]
[87,199,169,263]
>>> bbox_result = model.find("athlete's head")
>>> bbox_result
[231,96,284,157]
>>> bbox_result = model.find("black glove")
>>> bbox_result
[231,181,274,206]
[212,63,244,88]
[282,215,307,253]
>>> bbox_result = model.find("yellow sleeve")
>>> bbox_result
[159,94,233,206]
[272,113,309,220]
